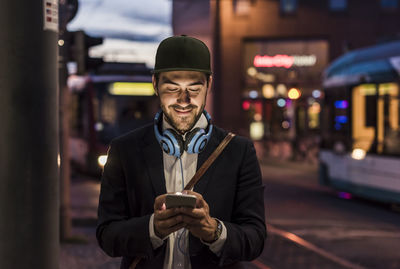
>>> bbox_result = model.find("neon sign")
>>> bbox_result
[253,54,317,68]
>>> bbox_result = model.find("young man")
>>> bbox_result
[97,35,266,269]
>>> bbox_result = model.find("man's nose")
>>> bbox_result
[177,89,190,103]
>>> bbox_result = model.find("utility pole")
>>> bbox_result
[59,0,79,242]
[0,1,59,268]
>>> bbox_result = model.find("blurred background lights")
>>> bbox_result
[288,88,301,99]
[335,100,348,109]
[254,113,262,121]
[312,89,321,98]
[95,122,104,131]
[351,148,366,160]
[277,98,286,107]
[276,84,287,97]
[249,90,258,99]
[242,100,250,110]
[309,102,321,113]
[247,67,257,76]
[250,122,264,140]
[262,84,275,99]
[282,120,290,129]
[98,155,108,167]
[338,192,352,200]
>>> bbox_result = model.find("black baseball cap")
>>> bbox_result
[152,35,212,75]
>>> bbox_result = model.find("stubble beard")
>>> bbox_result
[162,104,205,135]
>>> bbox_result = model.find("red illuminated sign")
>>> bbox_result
[254,54,294,68]
[253,54,317,68]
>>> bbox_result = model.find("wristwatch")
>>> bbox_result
[212,219,223,242]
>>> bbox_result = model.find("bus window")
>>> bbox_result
[379,83,400,155]
[352,83,400,156]
[352,84,376,153]
[321,87,350,151]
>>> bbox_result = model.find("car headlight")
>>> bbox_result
[351,148,366,160]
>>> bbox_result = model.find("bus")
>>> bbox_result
[319,40,400,204]
[68,72,159,175]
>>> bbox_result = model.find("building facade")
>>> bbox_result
[173,0,400,158]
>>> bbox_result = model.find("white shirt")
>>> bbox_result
[148,113,227,269]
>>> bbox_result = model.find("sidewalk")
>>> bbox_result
[60,177,121,269]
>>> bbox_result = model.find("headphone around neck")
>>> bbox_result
[154,110,213,158]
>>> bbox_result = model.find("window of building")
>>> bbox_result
[234,0,251,15]
[329,0,347,11]
[280,0,297,14]
[381,0,398,10]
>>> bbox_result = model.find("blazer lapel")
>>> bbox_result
[193,129,219,195]
[142,128,167,197]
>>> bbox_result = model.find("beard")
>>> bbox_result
[162,103,205,135]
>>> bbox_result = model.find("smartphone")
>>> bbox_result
[165,193,197,209]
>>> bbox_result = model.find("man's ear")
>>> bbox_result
[207,75,213,92]
[152,75,158,96]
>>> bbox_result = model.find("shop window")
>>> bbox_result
[280,0,297,14]
[381,0,398,10]
[329,0,347,11]
[308,102,321,129]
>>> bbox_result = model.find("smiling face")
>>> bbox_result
[153,71,212,135]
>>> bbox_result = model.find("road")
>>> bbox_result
[60,158,400,268]
[256,159,400,269]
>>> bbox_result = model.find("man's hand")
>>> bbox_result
[177,191,218,242]
[153,194,186,239]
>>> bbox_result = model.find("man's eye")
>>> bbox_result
[189,88,200,92]
[167,88,179,92]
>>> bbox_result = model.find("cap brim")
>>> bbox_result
[151,67,212,75]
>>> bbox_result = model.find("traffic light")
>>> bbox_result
[68,30,104,75]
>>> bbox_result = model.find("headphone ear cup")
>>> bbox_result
[186,128,208,154]
[163,129,184,158]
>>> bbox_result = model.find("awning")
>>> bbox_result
[323,41,400,88]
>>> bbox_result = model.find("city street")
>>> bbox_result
[60,158,400,269]
[258,159,400,269]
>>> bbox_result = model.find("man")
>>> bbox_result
[96,35,266,269]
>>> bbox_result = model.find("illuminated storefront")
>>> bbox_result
[242,39,328,141]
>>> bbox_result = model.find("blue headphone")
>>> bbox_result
[154,110,213,158]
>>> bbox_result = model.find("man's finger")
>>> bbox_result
[178,207,205,219]
[154,194,167,210]
[156,213,184,229]
[155,207,179,220]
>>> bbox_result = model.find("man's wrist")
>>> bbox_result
[203,218,222,243]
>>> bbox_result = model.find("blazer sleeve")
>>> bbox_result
[96,140,161,259]
[218,139,267,265]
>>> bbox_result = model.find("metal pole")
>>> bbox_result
[0,1,59,268]
[59,41,72,240]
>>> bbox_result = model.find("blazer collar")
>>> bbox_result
[142,126,167,197]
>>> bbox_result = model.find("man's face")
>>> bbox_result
[153,71,211,135]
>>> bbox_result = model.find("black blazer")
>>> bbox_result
[96,123,266,269]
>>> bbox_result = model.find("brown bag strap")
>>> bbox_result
[184,132,236,191]
[129,132,235,269]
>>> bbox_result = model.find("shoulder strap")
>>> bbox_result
[184,132,236,191]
